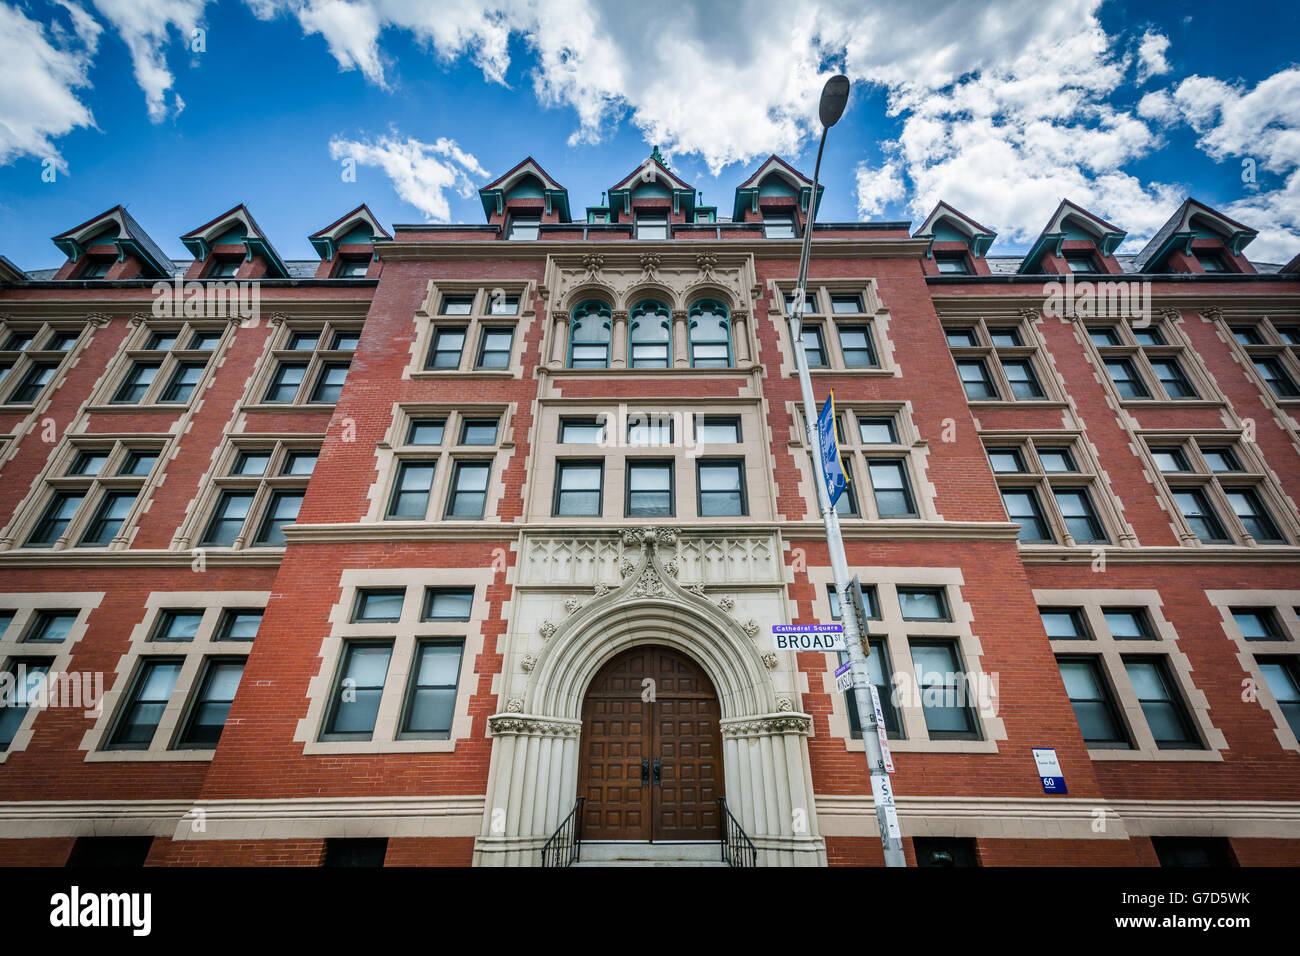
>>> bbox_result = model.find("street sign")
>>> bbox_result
[1032,747,1067,794]
[834,660,853,692]
[817,392,846,507]
[772,623,846,651]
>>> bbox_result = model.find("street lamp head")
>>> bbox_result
[819,74,851,128]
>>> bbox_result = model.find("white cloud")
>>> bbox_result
[1136,30,1171,84]
[0,1,99,171]
[855,161,904,217]
[328,133,488,221]
[91,0,207,122]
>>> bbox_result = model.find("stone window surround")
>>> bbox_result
[1034,587,1227,762]
[806,564,1005,754]
[1134,428,1298,548]
[981,429,1130,549]
[173,436,321,550]
[367,403,515,525]
[525,399,774,524]
[0,318,89,409]
[942,314,1064,405]
[0,434,170,553]
[239,316,362,412]
[768,278,897,379]
[294,567,493,754]
[1080,312,1224,409]
[407,280,536,380]
[1205,589,1300,753]
[0,591,104,763]
[79,590,267,761]
[789,400,941,524]
[1211,310,1300,409]
[85,317,231,412]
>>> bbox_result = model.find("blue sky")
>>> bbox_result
[1,0,1298,268]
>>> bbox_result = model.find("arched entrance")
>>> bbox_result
[578,645,723,841]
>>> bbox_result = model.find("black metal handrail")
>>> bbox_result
[540,796,585,867]
[718,797,758,867]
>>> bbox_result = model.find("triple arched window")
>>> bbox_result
[629,299,671,368]
[565,298,733,369]
[567,300,612,368]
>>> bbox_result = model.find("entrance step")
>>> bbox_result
[572,841,728,867]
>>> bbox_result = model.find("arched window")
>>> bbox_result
[629,299,671,368]
[688,299,732,368]
[568,300,612,368]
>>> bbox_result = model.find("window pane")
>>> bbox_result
[27,492,84,546]
[310,362,349,402]
[1174,489,1229,542]
[440,296,473,315]
[868,460,916,517]
[1200,447,1240,472]
[898,588,948,621]
[1041,608,1088,639]
[218,610,262,641]
[264,363,306,402]
[1037,447,1076,472]
[1123,658,1197,747]
[695,417,740,444]
[1106,359,1149,399]
[627,461,673,518]
[957,360,997,399]
[945,328,977,347]
[423,588,473,621]
[254,491,302,545]
[78,491,136,546]
[698,461,745,516]
[1104,609,1152,639]
[180,660,244,747]
[355,589,405,621]
[988,448,1024,473]
[1150,447,1189,472]
[326,644,392,737]
[556,462,603,516]
[909,641,975,737]
[838,325,878,368]
[407,419,446,445]
[1232,608,1281,641]
[233,450,271,476]
[26,611,77,643]
[1053,488,1108,543]
[202,492,254,545]
[1002,489,1052,542]
[459,419,498,445]
[858,418,896,444]
[153,609,203,641]
[1225,488,1282,542]
[429,328,466,368]
[281,451,317,476]
[446,462,490,518]
[560,418,606,444]
[1089,327,1120,346]
[110,661,181,748]
[387,461,435,519]
[1002,357,1043,397]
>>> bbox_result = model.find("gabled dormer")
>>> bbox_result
[732,156,822,238]
[1282,252,1300,275]
[607,149,697,237]
[1132,199,1258,275]
[479,157,571,239]
[1018,200,1126,275]
[180,204,289,279]
[913,201,998,276]
[308,204,391,278]
[50,206,172,280]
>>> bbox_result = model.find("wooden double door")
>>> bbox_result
[578,646,723,841]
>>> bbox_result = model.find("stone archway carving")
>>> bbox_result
[474,527,828,867]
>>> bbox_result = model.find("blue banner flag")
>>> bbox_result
[818,391,846,507]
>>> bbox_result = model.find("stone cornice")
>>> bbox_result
[931,292,1300,318]
[721,713,814,738]
[0,297,373,321]
[377,238,931,262]
[0,549,283,569]
[487,714,583,738]
[1018,545,1300,565]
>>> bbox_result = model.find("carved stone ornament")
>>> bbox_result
[721,714,813,738]
[743,619,760,641]
[592,583,613,598]
[582,253,604,277]
[761,653,779,670]
[488,715,581,739]
[1199,306,1224,322]
[620,556,639,579]
[662,557,679,579]
[538,621,557,641]
[776,696,794,712]
[695,252,718,276]
[686,583,707,597]
[563,597,583,615]
[638,253,662,279]
[506,698,525,713]
[631,563,667,599]
[716,595,736,613]
[520,655,537,673]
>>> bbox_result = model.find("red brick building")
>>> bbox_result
[1,155,1297,867]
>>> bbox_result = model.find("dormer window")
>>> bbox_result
[1196,251,1230,274]
[1065,252,1099,274]
[208,257,241,279]
[507,216,540,240]
[934,252,971,275]
[636,215,668,241]
[763,212,796,239]
[334,256,370,278]
[78,257,114,279]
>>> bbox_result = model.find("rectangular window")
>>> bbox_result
[209,257,240,278]
[935,253,971,275]
[108,660,181,749]
[281,451,317,476]
[24,610,77,643]
[201,491,254,546]
[427,328,467,369]
[445,461,491,518]
[626,460,674,518]
[1151,358,1197,399]
[1001,359,1044,399]
[1151,447,1190,472]
[1200,447,1240,472]
[1089,326,1121,346]
[160,361,205,403]
[554,460,604,517]
[407,418,446,445]
[1232,608,1284,641]
[507,216,540,241]
[695,416,741,444]
[841,639,900,738]
[898,587,950,622]
[803,326,828,368]
[112,362,160,404]
[830,295,863,314]
[1123,657,1201,749]
[909,640,978,739]
[1258,659,1300,738]
[0,659,52,750]
[322,642,392,740]
[1065,253,1098,273]
[1105,358,1150,399]
[1057,656,1129,747]
[987,447,1025,473]
[476,327,514,369]
[288,332,319,351]
[838,325,878,368]
[1253,358,1300,397]
[1053,488,1108,543]
[217,609,262,641]
[422,587,474,622]
[957,359,997,399]
[762,212,796,239]
[858,417,896,444]
[121,451,159,476]
[387,461,436,519]
[636,215,668,240]
[1103,608,1155,640]
[1037,447,1077,472]
[151,609,203,642]
[459,418,499,445]
[70,450,109,476]
[354,588,405,622]
[1174,488,1229,542]
[827,583,881,621]
[177,659,244,748]
[988,327,1021,347]
[945,327,978,347]
[697,460,747,517]
[560,418,606,444]
[399,640,464,739]
[1002,488,1053,542]
[1041,607,1089,639]
[1224,487,1283,542]
[253,491,302,546]
[264,362,306,402]
[1195,251,1229,273]
[867,460,916,517]
[309,362,349,403]
[335,256,370,278]
[627,416,673,447]
[233,450,271,476]
[440,296,473,316]
[489,296,520,316]
[26,491,84,546]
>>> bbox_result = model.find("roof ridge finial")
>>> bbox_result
[650,145,668,169]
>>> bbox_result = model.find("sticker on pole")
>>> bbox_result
[869,685,895,774]
[817,392,846,508]
[1032,747,1067,794]
[773,623,846,652]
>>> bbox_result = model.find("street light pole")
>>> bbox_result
[788,74,907,867]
